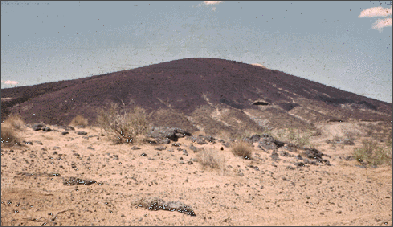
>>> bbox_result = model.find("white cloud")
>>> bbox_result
[250,63,268,69]
[359,6,392,31]
[372,18,392,32]
[1,80,19,85]
[359,6,392,17]
[204,1,223,5]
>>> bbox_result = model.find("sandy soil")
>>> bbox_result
[1,122,392,226]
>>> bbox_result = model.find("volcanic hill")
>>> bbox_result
[1,58,391,136]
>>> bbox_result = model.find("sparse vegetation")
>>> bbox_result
[353,140,392,166]
[1,114,25,147]
[197,148,225,172]
[231,141,253,160]
[4,114,25,131]
[1,126,22,147]
[69,115,89,127]
[96,102,149,144]
[281,127,312,148]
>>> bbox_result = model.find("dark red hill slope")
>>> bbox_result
[2,58,391,131]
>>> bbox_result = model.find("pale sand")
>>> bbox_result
[1,122,392,226]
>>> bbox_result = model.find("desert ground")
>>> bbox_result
[1,118,392,226]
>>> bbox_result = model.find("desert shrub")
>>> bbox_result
[4,114,25,131]
[197,148,225,170]
[96,102,148,144]
[69,115,89,127]
[1,126,21,147]
[231,141,253,160]
[283,128,312,148]
[353,140,392,166]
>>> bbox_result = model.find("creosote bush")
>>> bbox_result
[96,102,148,144]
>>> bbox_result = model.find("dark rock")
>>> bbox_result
[258,135,277,150]
[23,141,33,145]
[155,146,166,151]
[296,155,303,160]
[249,134,262,143]
[270,151,280,161]
[172,143,181,147]
[141,153,147,156]
[43,127,51,131]
[131,146,141,150]
[175,133,185,138]
[196,139,207,145]
[343,139,355,145]
[279,150,289,156]
[33,126,42,131]
[61,131,69,135]
[77,131,87,135]
[188,160,193,164]
[156,138,171,144]
[32,123,45,131]
[295,162,305,167]
[149,127,192,142]
[344,155,354,161]
[189,144,198,152]
[63,177,97,186]
[273,139,286,148]
[304,148,324,161]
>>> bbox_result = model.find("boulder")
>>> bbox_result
[149,127,192,143]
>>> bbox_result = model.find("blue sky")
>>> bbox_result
[1,1,392,103]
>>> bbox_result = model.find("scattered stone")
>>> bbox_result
[61,131,69,135]
[131,146,141,150]
[77,131,87,135]
[43,127,51,131]
[172,143,181,147]
[270,152,280,161]
[155,146,166,151]
[141,153,147,156]
[189,144,198,152]
[63,177,97,186]
[196,139,207,145]
[133,197,196,216]
[32,123,45,131]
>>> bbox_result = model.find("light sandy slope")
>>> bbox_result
[1,122,392,226]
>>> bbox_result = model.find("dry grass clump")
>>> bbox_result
[353,140,392,166]
[1,114,25,147]
[96,102,148,144]
[1,126,21,147]
[69,115,89,127]
[231,141,253,160]
[3,114,25,131]
[197,148,225,172]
